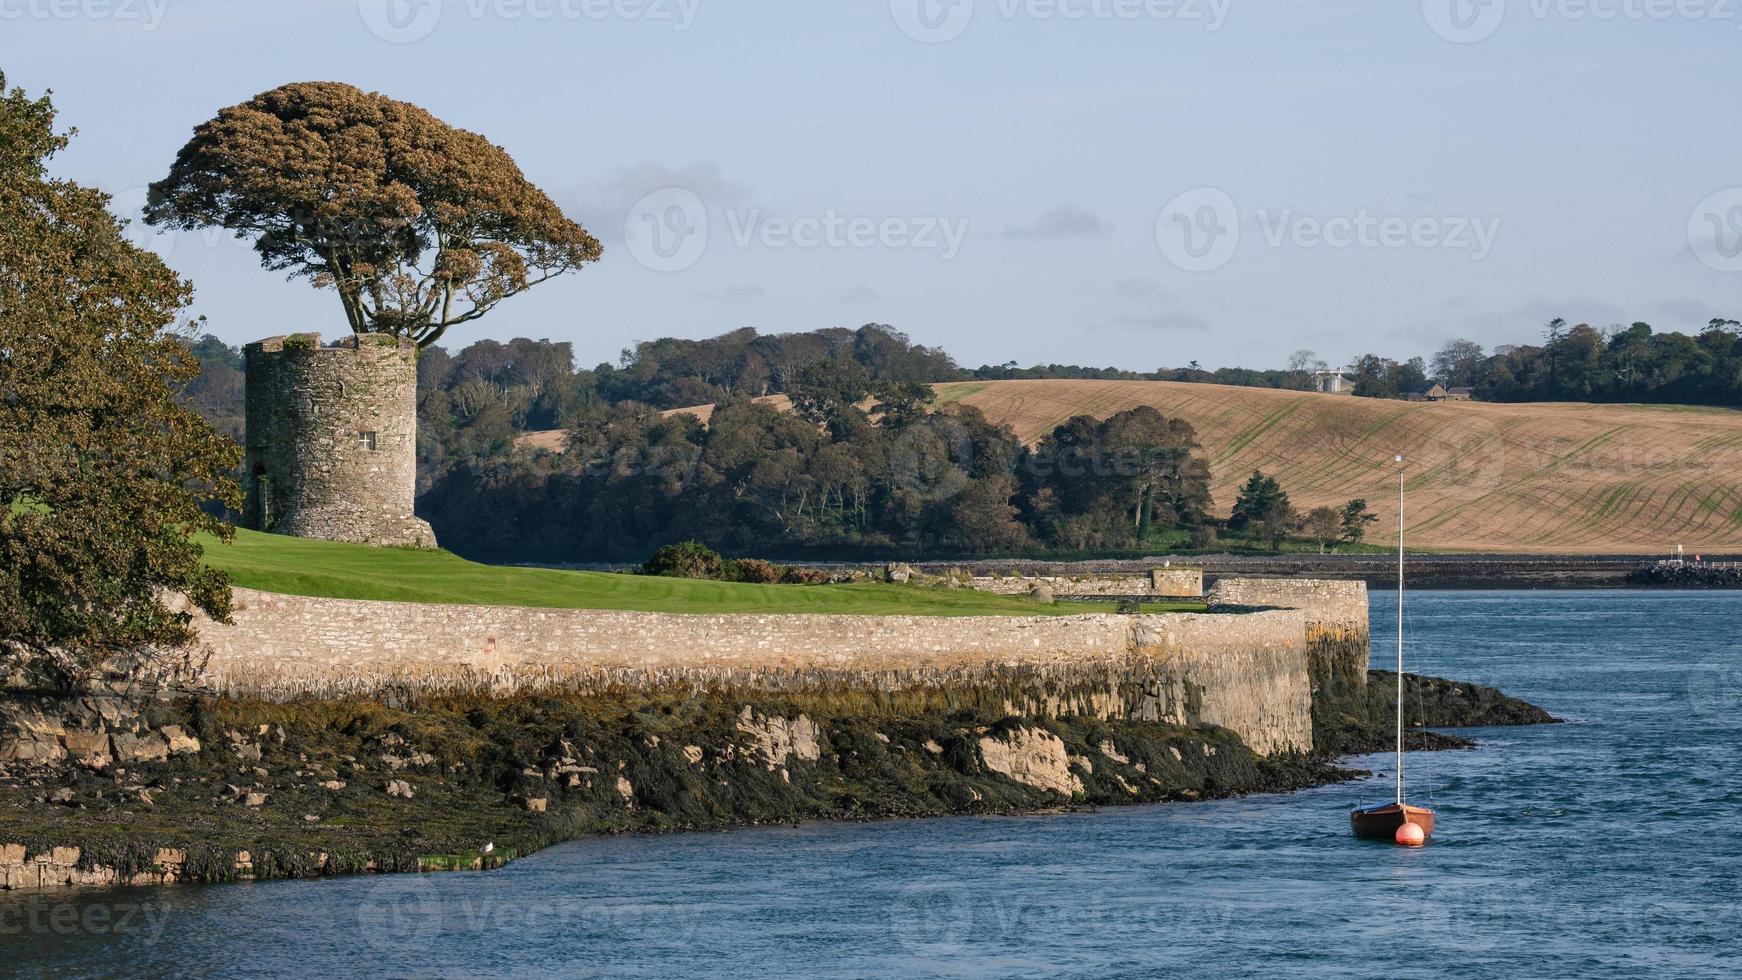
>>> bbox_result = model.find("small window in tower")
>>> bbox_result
[358,431,378,451]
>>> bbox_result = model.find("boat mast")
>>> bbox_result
[1395,453,1405,807]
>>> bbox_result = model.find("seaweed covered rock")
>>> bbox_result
[1314,670,1560,756]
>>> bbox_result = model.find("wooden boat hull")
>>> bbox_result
[1350,803,1436,841]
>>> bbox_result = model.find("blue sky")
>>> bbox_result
[4,0,1739,370]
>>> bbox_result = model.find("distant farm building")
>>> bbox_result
[1313,370,1354,394]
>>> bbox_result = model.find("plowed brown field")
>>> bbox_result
[937,379,1742,553]
[516,380,1742,553]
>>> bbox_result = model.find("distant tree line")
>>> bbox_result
[970,317,1742,407]
[1432,318,1742,406]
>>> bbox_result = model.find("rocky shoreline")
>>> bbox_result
[0,671,1553,892]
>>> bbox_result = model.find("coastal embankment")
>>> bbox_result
[0,579,1549,891]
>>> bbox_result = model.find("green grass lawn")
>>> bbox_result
[200,529,1205,617]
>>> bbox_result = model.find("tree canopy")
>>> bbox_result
[1,71,238,684]
[1229,470,1292,548]
[145,81,600,348]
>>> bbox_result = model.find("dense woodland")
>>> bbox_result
[177,316,1739,561]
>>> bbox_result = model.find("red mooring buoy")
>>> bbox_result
[1395,821,1426,847]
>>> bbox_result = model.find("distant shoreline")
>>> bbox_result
[917,554,1720,590]
[521,553,1723,590]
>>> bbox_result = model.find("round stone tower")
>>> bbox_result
[242,332,436,549]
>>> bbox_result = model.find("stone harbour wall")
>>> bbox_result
[1205,577,1369,629]
[179,588,1314,756]
[970,567,1204,598]
[1205,577,1370,748]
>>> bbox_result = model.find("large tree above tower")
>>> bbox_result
[145,81,601,348]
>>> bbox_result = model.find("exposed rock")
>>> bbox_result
[111,733,168,764]
[737,707,822,768]
[521,797,548,813]
[319,780,347,791]
[884,562,915,584]
[977,727,1084,797]
[615,776,634,803]
[385,779,414,799]
[244,792,269,808]
[61,730,111,765]
[0,732,66,764]
[1098,740,1130,764]
[161,725,201,755]
[682,745,704,765]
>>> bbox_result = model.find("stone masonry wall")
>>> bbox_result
[243,333,435,549]
[1205,577,1369,749]
[180,589,1313,756]
[971,567,1204,598]
[1205,577,1369,629]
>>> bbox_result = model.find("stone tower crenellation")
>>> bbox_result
[242,332,436,549]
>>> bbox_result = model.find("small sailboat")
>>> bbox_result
[1351,454,1436,846]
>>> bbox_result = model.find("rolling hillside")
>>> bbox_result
[936,379,1742,554]
[512,379,1742,553]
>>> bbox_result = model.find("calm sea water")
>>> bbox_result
[8,591,1741,978]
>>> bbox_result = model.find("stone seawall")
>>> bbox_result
[1205,577,1369,750]
[182,589,1312,757]
[970,568,1203,598]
